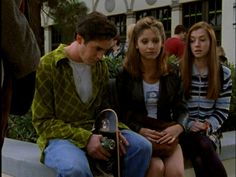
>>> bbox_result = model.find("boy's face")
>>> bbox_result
[77,36,113,65]
[180,31,186,41]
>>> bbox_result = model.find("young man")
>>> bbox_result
[32,11,152,177]
[164,24,187,59]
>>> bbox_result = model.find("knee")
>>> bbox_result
[198,138,215,153]
[171,170,184,177]
[145,158,165,177]
[165,165,184,177]
[136,138,152,157]
[151,158,165,173]
[172,166,184,177]
[126,131,152,156]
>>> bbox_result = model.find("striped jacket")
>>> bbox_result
[185,64,232,134]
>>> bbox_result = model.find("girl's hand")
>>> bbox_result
[190,120,209,132]
[139,128,163,142]
[157,124,183,144]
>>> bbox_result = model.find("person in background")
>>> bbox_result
[124,23,136,52]
[164,24,187,59]
[106,34,125,60]
[32,11,152,177]
[180,21,232,177]
[217,46,228,64]
[116,16,188,177]
[0,0,40,149]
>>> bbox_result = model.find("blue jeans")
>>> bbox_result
[44,129,152,177]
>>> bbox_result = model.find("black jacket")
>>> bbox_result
[115,65,188,133]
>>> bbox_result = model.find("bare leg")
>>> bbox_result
[146,157,164,177]
[164,144,184,177]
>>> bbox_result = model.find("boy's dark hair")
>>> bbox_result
[113,34,121,46]
[75,11,117,43]
[174,25,186,34]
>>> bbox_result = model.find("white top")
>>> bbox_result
[192,63,208,76]
[69,60,92,103]
[143,80,160,119]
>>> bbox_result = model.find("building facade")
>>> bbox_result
[41,0,236,66]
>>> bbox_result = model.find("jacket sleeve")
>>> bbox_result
[207,66,232,133]
[116,69,143,132]
[1,0,40,78]
[173,77,189,131]
[166,65,188,130]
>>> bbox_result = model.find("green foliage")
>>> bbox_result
[104,56,124,78]
[229,64,236,116]
[46,0,88,43]
[7,110,37,143]
[168,54,180,65]
[221,63,236,131]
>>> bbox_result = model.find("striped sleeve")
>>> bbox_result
[207,65,232,133]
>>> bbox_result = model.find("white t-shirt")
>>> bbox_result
[143,80,160,119]
[69,60,92,103]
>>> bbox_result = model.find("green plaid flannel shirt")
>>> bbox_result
[32,44,110,161]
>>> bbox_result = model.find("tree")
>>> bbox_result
[43,0,88,43]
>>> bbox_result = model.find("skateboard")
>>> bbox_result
[93,108,121,177]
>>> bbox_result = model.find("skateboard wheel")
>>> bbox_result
[101,137,116,151]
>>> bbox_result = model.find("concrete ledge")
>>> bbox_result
[2,139,56,177]
[220,131,236,160]
[2,131,235,177]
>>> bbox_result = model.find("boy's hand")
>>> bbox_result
[118,131,129,156]
[86,134,111,161]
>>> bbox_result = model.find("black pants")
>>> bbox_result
[180,132,227,177]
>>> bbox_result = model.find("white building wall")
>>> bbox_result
[83,0,173,15]
[222,0,236,66]
[82,0,127,15]
[171,4,183,36]
[44,27,52,54]
[95,0,127,15]
[40,2,54,27]
[132,0,172,11]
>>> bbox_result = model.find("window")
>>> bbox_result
[108,14,126,42]
[209,0,222,26]
[183,1,202,29]
[136,7,171,37]
[183,0,222,45]
[209,0,222,45]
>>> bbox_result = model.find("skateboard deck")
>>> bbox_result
[94,108,121,177]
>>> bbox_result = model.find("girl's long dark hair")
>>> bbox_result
[124,16,168,79]
[180,21,220,99]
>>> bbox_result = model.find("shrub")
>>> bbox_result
[221,63,236,131]
[7,110,37,143]
[104,56,123,78]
